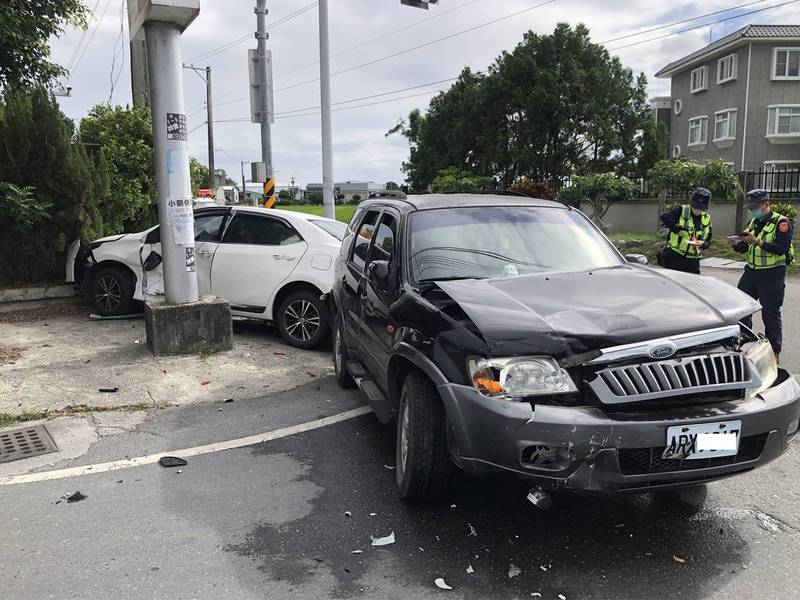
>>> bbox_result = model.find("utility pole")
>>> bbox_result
[206,66,215,190]
[255,0,275,208]
[182,63,215,191]
[144,21,198,304]
[318,0,335,220]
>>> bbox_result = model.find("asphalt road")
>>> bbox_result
[1,267,799,599]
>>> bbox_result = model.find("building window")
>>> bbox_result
[688,116,708,146]
[690,66,707,93]
[773,48,800,79]
[717,54,737,83]
[766,105,800,143]
[713,109,737,142]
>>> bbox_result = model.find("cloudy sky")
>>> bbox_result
[49,0,798,187]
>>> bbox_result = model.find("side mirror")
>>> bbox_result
[367,260,390,287]
[142,251,162,272]
[625,254,649,265]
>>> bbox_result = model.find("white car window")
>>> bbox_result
[223,214,302,246]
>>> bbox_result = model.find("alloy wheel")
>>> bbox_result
[283,299,321,343]
[399,399,410,475]
[96,275,122,313]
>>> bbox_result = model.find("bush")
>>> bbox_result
[431,166,491,193]
[508,179,554,199]
[352,194,361,202]
[648,158,742,201]
[307,192,323,205]
[773,202,797,221]
[557,172,637,232]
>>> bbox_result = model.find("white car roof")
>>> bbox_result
[219,205,338,224]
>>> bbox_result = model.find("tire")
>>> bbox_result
[277,290,330,349]
[333,315,354,388]
[90,266,134,317]
[395,370,453,502]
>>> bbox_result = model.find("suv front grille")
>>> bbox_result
[589,352,753,404]
[618,434,766,475]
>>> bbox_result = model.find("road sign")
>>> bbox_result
[248,49,274,125]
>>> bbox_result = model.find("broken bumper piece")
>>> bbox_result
[438,369,800,494]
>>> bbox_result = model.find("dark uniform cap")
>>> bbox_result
[690,187,712,210]
[744,189,770,210]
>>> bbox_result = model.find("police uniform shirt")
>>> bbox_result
[661,205,713,249]
[733,213,794,258]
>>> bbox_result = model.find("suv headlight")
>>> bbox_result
[745,339,778,398]
[467,356,577,398]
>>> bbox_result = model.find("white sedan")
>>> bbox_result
[66,206,347,349]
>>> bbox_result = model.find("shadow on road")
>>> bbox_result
[231,415,748,599]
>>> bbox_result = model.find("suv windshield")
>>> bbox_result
[410,206,622,282]
[310,219,347,241]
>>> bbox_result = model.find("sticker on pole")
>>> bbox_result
[166,148,194,246]
[185,247,196,272]
[166,113,187,141]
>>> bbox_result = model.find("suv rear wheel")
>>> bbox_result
[90,266,134,317]
[395,370,453,501]
[333,315,354,387]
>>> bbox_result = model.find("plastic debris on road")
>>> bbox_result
[467,523,477,537]
[531,594,542,598]
[200,381,211,386]
[508,563,521,578]
[673,556,686,563]
[755,512,781,532]
[370,532,396,547]
[62,491,88,504]
[344,511,352,518]
[159,456,187,468]
[384,464,396,470]
[527,486,552,510]
[466,565,474,574]
[558,595,567,600]
[434,578,453,590]
[98,387,119,393]
[351,550,363,554]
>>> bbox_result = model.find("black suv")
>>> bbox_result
[331,195,800,501]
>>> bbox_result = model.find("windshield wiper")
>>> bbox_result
[417,275,488,284]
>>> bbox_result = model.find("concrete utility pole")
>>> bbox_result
[206,66,215,190]
[241,161,247,203]
[255,0,276,208]
[145,21,199,305]
[318,0,335,220]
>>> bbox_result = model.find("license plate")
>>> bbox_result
[662,420,742,460]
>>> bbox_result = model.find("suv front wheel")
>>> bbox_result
[395,370,453,501]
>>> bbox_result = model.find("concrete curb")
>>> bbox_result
[0,284,80,313]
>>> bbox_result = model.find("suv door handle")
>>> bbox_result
[273,254,297,261]
[196,250,213,256]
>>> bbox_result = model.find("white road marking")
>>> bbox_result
[0,406,373,486]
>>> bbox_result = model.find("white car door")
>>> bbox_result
[192,210,230,295]
[210,212,307,310]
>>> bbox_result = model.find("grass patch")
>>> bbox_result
[0,410,49,428]
[279,204,358,224]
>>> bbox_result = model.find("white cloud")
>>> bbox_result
[47,0,797,186]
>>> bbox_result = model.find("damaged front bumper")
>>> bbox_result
[438,369,800,494]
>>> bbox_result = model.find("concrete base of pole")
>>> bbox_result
[145,296,233,356]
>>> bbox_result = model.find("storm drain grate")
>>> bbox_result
[0,425,57,464]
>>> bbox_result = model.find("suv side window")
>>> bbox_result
[369,214,397,263]
[350,210,380,271]
[223,214,302,246]
[348,207,366,233]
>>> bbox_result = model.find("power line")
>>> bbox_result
[599,0,773,44]
[609,0,800,51]
[70,0,114,79]
[108,0,125,104]
[274,0,482,79]
[66,0,102,72]
[185,1,318,64]
[274,0,560,94]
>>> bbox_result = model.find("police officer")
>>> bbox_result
[660,188,713,274]
[729,189,795,359]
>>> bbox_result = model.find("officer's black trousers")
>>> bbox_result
[663,248,701,274]
[738,266,786,356]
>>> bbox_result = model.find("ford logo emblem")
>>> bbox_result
[649,342,677,359]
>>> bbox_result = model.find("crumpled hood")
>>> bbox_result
[91,232,134,245]
[435,265,760,357]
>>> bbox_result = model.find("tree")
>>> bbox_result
[278,189,292,202]
[389,24,650,190]
[508,179,554,200]
[648,158,741,201]
[352,194,362,202]
[79,104,157,232]
[190,158,209,196]
[431,166,491,193]
[0,87,104,281]
[557,173,637,232]
[636,121,668,179]
[0,1,88,89]
[384,181,400,190]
